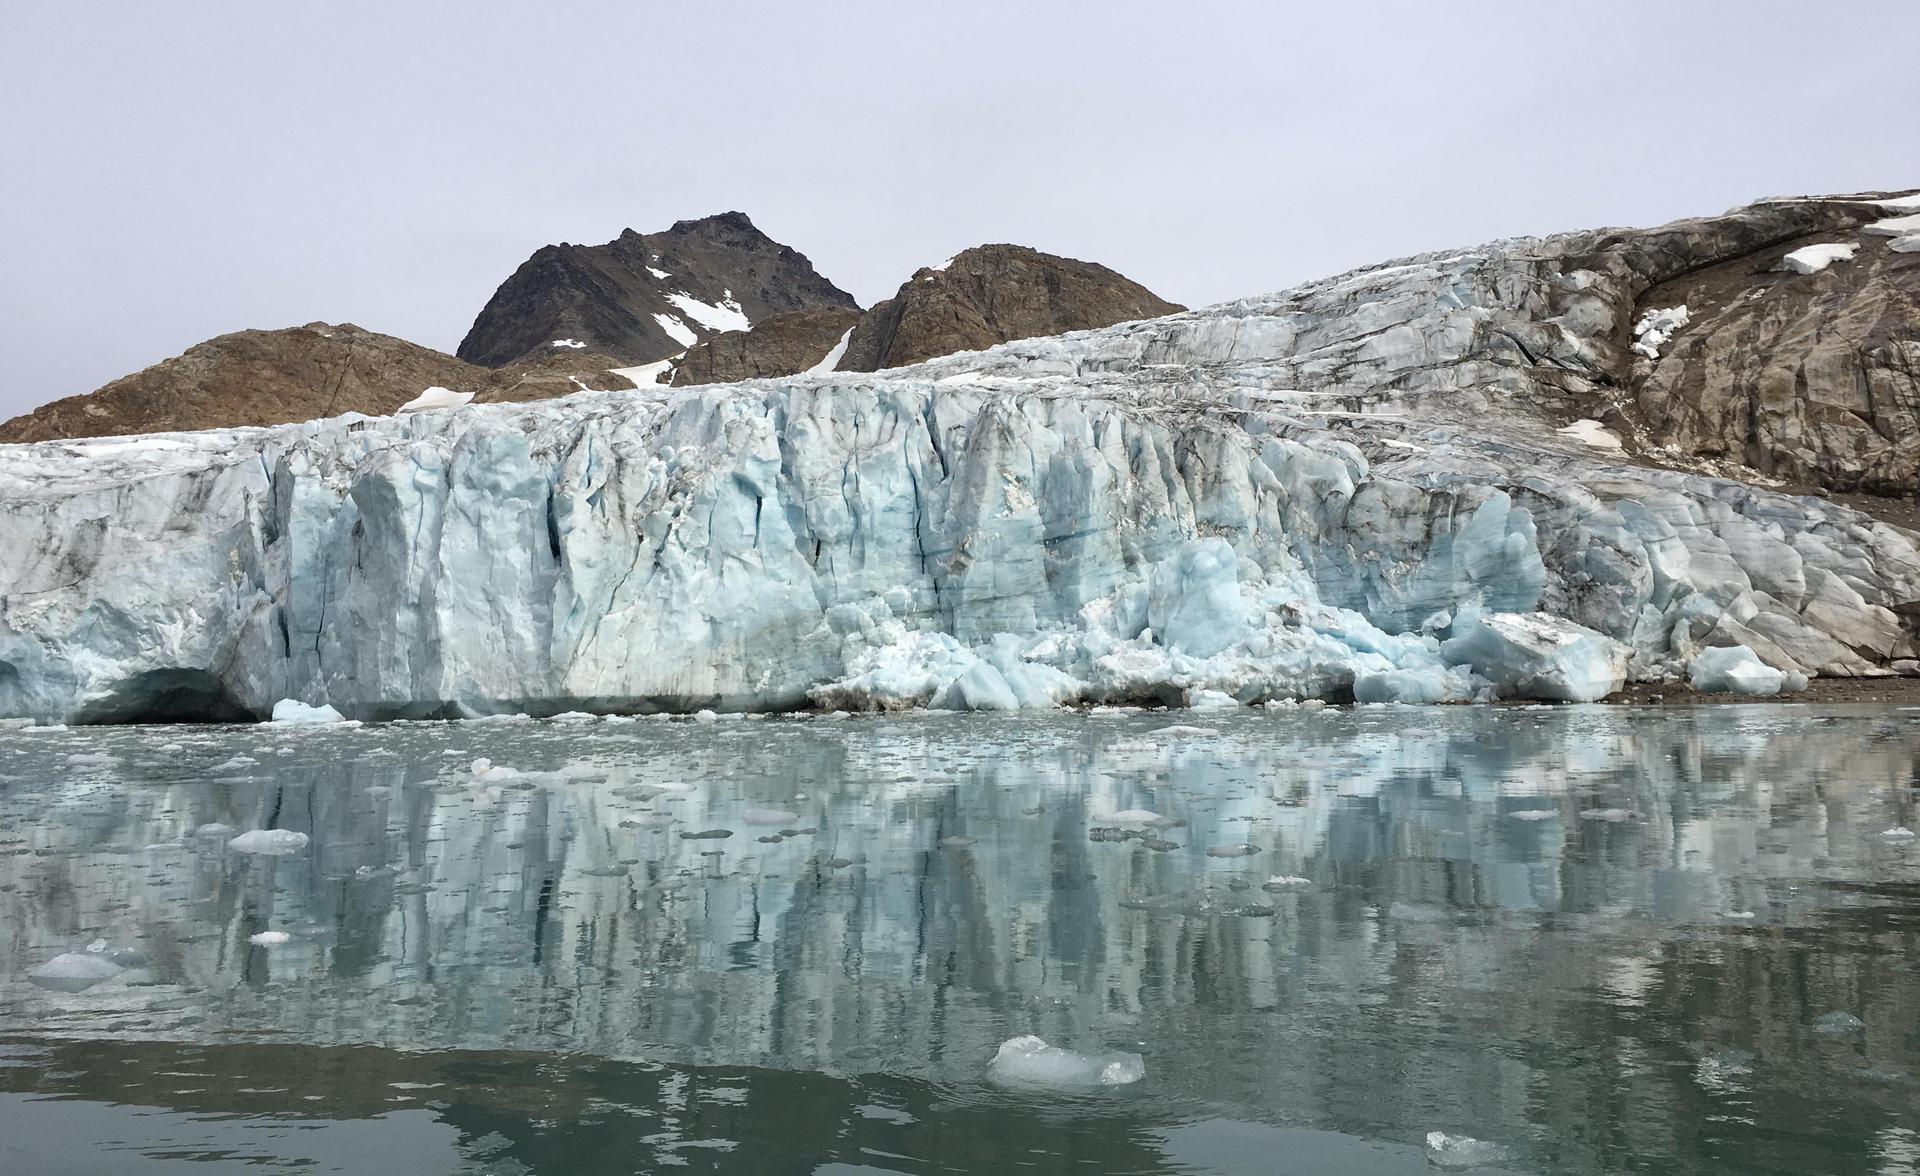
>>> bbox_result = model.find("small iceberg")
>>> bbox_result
[1424,1131,1515,1171]
[226,829,310,855]
[987,1035,1144,1088]
[270,699,347,724]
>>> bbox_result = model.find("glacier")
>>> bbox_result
[2,194,1918,722]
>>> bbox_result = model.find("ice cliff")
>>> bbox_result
[3,194,1918,722]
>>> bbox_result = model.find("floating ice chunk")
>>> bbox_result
[270,699,346,724]
[397,386,474,413]
[1441,613,1626,702]
[1723,910,1757,919]
[248,931,291,946]
[226,829,310,855]
[1423,1132,1514,1171]
[28,952,124,993]
[1688,645,1801,696]
[1187,689,1241,710]
[1555,419,1624,450]
[987,1036,1145,1087]
[1094,808,1173,827]
[1812,1011,1865,1034]
[1153,724,1218,738]
[1508,809,1557,821]
[1206,843,1261,857]
[1877,826,1916,840]
[1781,242,1857,274]
[194,822,237,838]
[1578,808,1635,822]
[1631,305,1689,359]
[693,709,719,723]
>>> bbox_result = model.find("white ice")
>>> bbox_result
[1864,212,1920,237]
[28,952,125,992]
[652,313,698,347]
[226,829,311,855]
[987,1035,1145,1087]
[1782,243,1857,274]
[397,386,474,413]
[806,328,853,375]
[1556,419,1624,450]
[1632,305,1690,359]
[249,931,292,946]
[550,338,588,349]
[664,292,751,334]
[1688,645,1802,696]
[270,699,346,724]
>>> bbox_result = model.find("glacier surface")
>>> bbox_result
[2,196,1918,722]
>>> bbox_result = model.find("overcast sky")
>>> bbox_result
[2,1,1915,420]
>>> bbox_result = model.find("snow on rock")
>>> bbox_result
[652,313,698,348]
[1632,305,1690,359]
[646,266,672,280]
[550,338,588,349]
[610,353,682,388]
[3,196,1918,724]
[270,699,346,724]
[806,327,853,375]
[1864,212,1920,238]
[987,1035,1145,1087]
[1688,644,1804,696]
[1782,243,1857,274]
[397,386,474,413]
[1440,613,1626,702]
[1892,235,1920,255]
[664,291,751,334]
[1556,419,1624,451]
[226,829,310,856]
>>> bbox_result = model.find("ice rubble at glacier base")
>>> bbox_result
[3,194,1918,724]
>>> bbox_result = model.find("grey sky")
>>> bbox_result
[3,1,1915,420]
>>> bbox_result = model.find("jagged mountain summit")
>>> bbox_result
[0,323,643,444]
[2,191,1917,724]
[455,211,859,369]
[835,244,1185,372]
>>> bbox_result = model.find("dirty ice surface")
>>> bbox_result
[1,705,1918,1174]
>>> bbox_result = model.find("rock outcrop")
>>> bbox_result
[835,244,1183,372]
[0,324,645,444]
[3,193,1919,724]
[456,211,858,368]
[1620,196,1920,494]
[671,308,862,386]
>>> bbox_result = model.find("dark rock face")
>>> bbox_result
[835,245,1183,372]
[1622,214,1920,495]
[672,308,861,386]
[0,324,641,443]
[455,211,858,368]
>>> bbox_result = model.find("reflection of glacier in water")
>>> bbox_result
[2,705,1919,1174]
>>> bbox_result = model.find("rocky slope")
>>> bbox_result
[835,244,1183,372]
[456,211,858,368]
[671,308,862,386]
[0,324,644,444]
[3,193,1919,723]
[1618,196,1920,494]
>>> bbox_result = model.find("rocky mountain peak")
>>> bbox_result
[456,213,857,369]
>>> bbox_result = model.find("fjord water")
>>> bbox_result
[1,707,1917,1175]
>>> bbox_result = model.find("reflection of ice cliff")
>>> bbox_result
[6,196,1920,722]
[4,709,1917,1099]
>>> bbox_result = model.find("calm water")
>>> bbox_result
[1,705,1917,1174]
